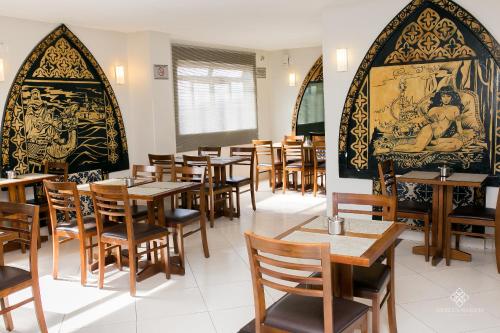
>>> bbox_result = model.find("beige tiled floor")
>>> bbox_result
[1,183,499,333]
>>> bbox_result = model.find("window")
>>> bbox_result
[172,45,258,152]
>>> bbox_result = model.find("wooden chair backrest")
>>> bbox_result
[198,146,221,157]
[332,192,396,221]
[183,155,213,185]
[245,231,333,333]
[283,135,304,142]
[229,147,255,179]
[377,160,397,197]
[148,154,174,181]
[313,140,326,169]
[282,140,304,166]
[43,161,69,181]
[0,202,40,275]
[44,180,85,231]
[132,164,163,182]
[252,140,275,166]
[90,184,134,242]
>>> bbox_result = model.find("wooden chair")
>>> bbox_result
[90,184,170,296]
[130,164,163,222]
[148,154,175,181]
[282,140,312,195]
[252,140,282,193]
[378,160,432,261]
[167,165,210,273]
[227,147,256,216]
[445,188,500,272]
[29,161,69,230]
[0,202,47,333]
[332,192,397,333]
[242,231,368,333]
[44,180,101,286]
[283,134,304,142]
[312,140,326,196]
[198,146,221,157]
[183,155,233,227]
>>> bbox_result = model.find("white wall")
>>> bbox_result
[265,47,322,142]
[322,0,500,210]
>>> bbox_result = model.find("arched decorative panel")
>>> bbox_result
[292,56,324,135]
[1,24,129,174]
[338,0,499,182]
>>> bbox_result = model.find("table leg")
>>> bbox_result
[387,243,397,333]
[443,186,472,263]
[333,263,353,299]
[431,185,445,266]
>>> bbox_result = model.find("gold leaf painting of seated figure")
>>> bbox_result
[373,86,485,155]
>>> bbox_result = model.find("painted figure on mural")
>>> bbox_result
[393,86,467,152]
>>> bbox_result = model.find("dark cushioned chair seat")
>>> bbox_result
[317,161,326,169]
[448,207,495,221]
[226,176,250,186]
[56,215,99,233]
[26,198,46,205]
[165,208,200,224]
[353,262,390,293]
[204,183,232,191]
[0,266,31,291]
[102,223,167,240]
[239,293,368,333]
[398,200,431,214]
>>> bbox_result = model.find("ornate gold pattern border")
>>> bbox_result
[291,56,323,133]
[338,0,500,154]
[1,24,128,170]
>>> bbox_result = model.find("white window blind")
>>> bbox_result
[172,45,258,152]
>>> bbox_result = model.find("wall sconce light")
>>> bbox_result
[0,59,5,82]
[336,48,348,72]
[115,65,125,85]
[288,72,296,87]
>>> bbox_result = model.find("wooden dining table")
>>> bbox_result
[77,178,202,277]
[0,173,58,203]
[275,216,405,333]
[397,171,488,265]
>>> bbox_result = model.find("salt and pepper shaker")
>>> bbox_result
[6,170,16,179]
[124,177,134,187]
[328,215,345,235]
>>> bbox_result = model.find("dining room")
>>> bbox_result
[0,1,499,333]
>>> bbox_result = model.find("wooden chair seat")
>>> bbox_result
[448,207,496,221]
[287,161,313,168]
[353,262,390,293]
[55,215,99,233]
[0,266,31,290]
[164,208,201,224]
[397,200,432,214]
[257,161,282,167]
[102,223,168,242]
[239,294,369,333]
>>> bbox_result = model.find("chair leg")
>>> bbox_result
[0,297,13,331]
[250,182,256,211]
[455,234,461,250]
[424,215,430,262]
[32,280,48,333]
[52,235,59,279]
[98,240,106,289]
[282,170,287,194]
[128,246,137,296]
[88,236,94,268]
[495,223,499,273]
[360,312,368,333]
[161,235,171,279]
[313,169,318,197]
[209,194,215,228]
[255,169,259,191]
[445,221,452,266]
[235,187,241,217]
[176,225,186,274]
[115,246,122,271]
[226,191,234,221]
[173,230,179,254]
[371,294,381,333]
[79,239,87,286]
[200,216,210,258]
[301,170,305,196]
[271,170,276,193]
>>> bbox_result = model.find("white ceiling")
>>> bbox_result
[0,0,335,50]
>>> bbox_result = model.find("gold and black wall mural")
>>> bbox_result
[338,0,499,186]
[1,24,129,176]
